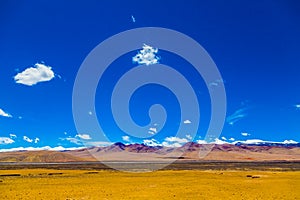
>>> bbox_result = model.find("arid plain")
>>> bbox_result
[1,143,300,199]
[1,169,300,200]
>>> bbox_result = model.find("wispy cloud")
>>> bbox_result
[241,132,251,137]
[229,137,235,141]
[132,44,160,66]
[23,136,33,143]
[9,133,17,138]
[63,137,81,145]
[208,79,225,87]
[226,107,248,125]
[221,136,227,140]
[75,134,92,140]
[84,141,112,147]
[0,108,12,118]
[122,135,130,142]
[183,119,191,124]
[14,63,55,86]
[0,137,15,145]
[60,134,92,145]
[131,15,136,23]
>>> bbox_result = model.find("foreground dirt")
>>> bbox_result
[0,169,299,200]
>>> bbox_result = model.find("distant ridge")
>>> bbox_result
[0,142,299,162]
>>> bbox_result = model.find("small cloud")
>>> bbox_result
[229,137,235,141]
[84,141,112,147]
[0,137,15,145]
[209,79,225,88]
[0,146,86,152]
[88,111,93,115]
[283,140,298,144]
[122,135,130,142]
[132,44,160,66]
[186,134,192,140]
[162,136,189,147]
[196,140,208,144]
[221,136,227,140]
[64,137,81,145]
[34,137,40,144]
[18,116,22,119]
[14,63,55,86]
[143,139,160,146]
[294,104,300,110]
[0,108,12,118]
[9,133,17,138]
[75,134,92,140]
[148,127,157,135]
[183,119,192,124]
[241,132,250,137]
[213,138,228,144]
[131,15,136,23]
[64,132,68,135]
[23,136,33,143]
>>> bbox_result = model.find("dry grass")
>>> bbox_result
[0,169,299,199]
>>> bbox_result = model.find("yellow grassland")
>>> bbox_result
[0,169,299,199]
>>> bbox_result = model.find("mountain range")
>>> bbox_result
[0,141,299,163]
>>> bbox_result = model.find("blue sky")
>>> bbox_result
[0,0,300,149]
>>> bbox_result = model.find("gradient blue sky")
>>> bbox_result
[0,0,300,148]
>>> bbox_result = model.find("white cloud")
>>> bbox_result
[23,136,33,143]
[162,136,189,147]
[0,108,12,118]
[131,15,136,23]
[9,133,17,138]
[294,104,300,110]
[161,142,183,148]
[88,111,93,115]
[75,134,92,140]
[0,146,86,152]
[241,132,250,137]
[122,135,130,142]
[226,107,248,125]
[84,141,112,147]
[148,127,157,135]
[282,140,298,144]
[34,137,40,143]
[213,138,228,144]
[0,137,15,144]
[221,136,227,140]
[165,136,189,143]
[186,134,192,140]
[209,79,225,88]
[143,139,160,146]
[183,119,191,124]
[14,63,55,86]
[196,140,208,144]
[64,137,81,145]
[132,44,160,66]
[229,137,235,141]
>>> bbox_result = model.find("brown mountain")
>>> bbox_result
[0,143,299,163]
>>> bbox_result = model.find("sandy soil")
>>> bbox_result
[0,169,299,199]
